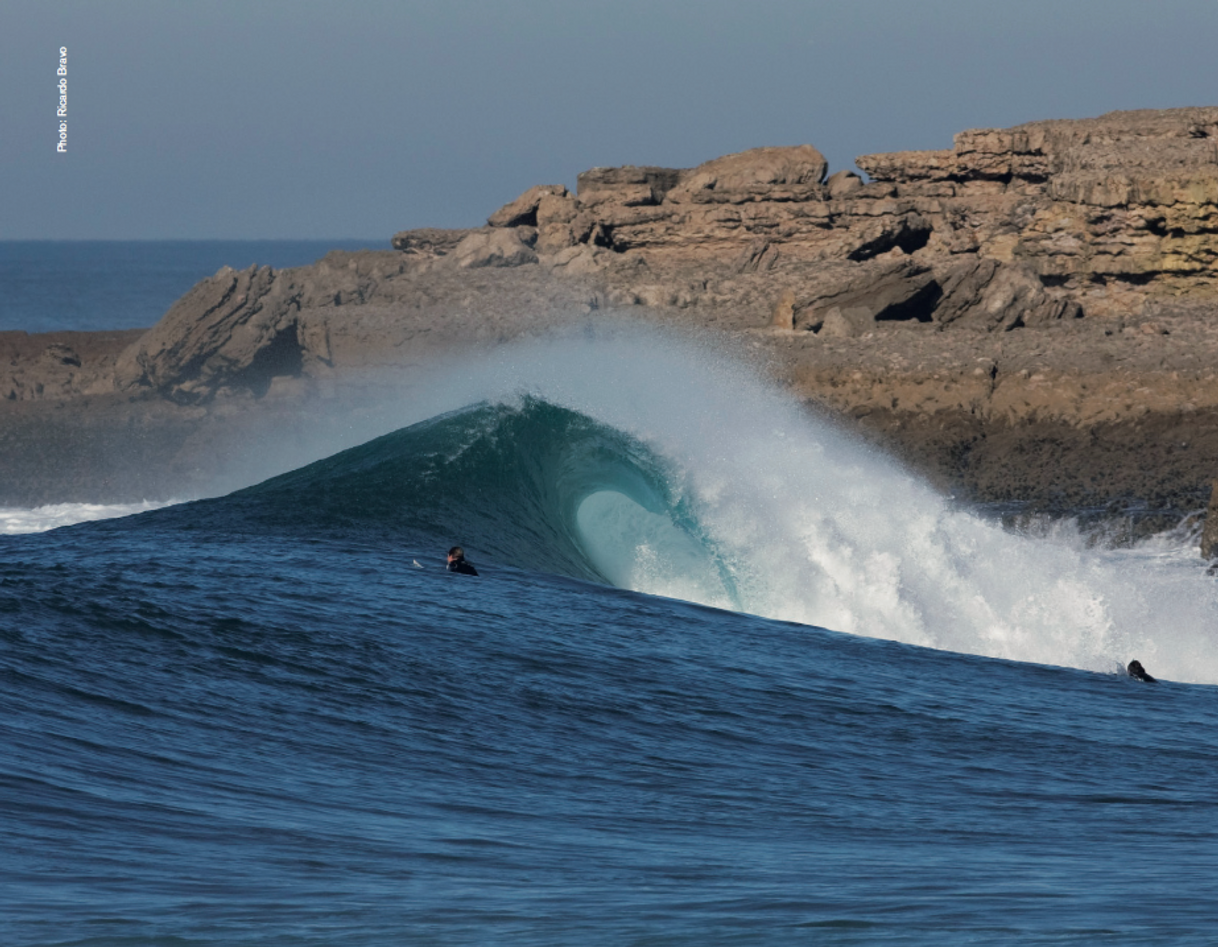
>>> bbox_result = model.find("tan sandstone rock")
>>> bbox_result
[451,229,539,269]
[487,185,569,228]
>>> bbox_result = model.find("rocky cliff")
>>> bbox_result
[5,107,1218,512]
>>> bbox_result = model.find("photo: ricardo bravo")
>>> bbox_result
[56,46,67,152]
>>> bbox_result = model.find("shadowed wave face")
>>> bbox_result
[151,397,739,605]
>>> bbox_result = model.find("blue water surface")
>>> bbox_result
[3,404,1217,946]
[0,240,383,332]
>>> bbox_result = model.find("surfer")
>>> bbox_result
[446,546,479,576]
[1127,660,1156,683]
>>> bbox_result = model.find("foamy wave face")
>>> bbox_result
[0,501,177,534]
[574,488,738,609]
[428,325,1218,685]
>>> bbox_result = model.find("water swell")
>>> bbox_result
[25,327,1218,683]
[192,397,721,592]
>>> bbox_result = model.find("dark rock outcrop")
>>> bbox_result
[932,258,1082,329]
[576,166,681,201]
[451,228,539,268]
[487,184,569,228]
[111,253,414,402]
[390,227,476,256]
[113,265,300,402]
[665,144,828,199]
[794,259,940,336]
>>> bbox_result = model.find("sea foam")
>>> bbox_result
[419,324,1218,684]
[0,501,176,535]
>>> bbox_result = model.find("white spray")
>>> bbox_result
[20,322,1216,683]
[0,500,175,535]
[446,324,1218,685]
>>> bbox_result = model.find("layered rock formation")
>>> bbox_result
[469,105,1218,320]
[90,106,1217,406]
[5,107,1218,514]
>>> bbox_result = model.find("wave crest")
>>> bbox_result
[108,328,1218,684]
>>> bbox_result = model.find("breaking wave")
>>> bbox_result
[106,327,1218,684]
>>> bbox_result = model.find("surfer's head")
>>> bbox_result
[448,546,465,562]
[1127,660,1156,682]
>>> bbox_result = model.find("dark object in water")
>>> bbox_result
[1127,660,1157,683]
[446,545,479,576]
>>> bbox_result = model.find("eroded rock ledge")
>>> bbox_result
[5,107,1218,509]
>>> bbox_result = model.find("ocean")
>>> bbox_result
[0,240,382,333]
[3,245,1218,945]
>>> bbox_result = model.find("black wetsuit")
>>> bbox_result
[447,556,479,576]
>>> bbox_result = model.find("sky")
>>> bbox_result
[3,0,1217,240]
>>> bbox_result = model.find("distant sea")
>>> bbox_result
[0,240,383,333]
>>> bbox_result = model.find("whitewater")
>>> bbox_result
[436,329,1218,683]
[10,328,1216,679]
[5,326,1218,945]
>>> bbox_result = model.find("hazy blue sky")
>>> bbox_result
[4,0,1216,240]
